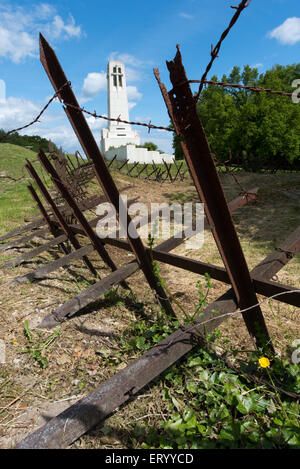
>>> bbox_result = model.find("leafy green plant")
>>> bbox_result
[132,346,300,449]
[119,280,299,449]
[21,320,61,369]
[147,234,212,323]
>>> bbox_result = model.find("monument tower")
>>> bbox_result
[101,61,140,153]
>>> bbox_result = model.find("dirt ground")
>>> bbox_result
[0,170,299,448]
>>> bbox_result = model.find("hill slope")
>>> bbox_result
[0,144,41,236]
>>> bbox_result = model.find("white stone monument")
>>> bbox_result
[101,61,140,153]
[101,61,173,164]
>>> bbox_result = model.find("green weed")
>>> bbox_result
[20,320,61,369]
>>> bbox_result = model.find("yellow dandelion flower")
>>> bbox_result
[258,357,270,368]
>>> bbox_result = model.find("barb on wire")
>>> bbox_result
[62,101,172,133]
[194,0,251,101]
[182,289,300,338]
[192,79,295,98]
[0,82,70,144]
[0,158,40,182]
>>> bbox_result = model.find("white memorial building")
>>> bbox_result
[101,61,173,164]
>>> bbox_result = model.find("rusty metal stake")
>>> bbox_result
[37,149,129,289]
[154,49,274,353]
[25,160,98,278]
[39,33,177,320]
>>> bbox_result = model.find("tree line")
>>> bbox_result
[173,63,300,171]
[0,130,58,154]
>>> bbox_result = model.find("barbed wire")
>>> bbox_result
[194,0,252,101]
[0,81,70,144]
[0,79,296,150]
[61,101,173,132]
[198,80,295,97]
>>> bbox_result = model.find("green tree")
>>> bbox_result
[137,142,161,152]
[0,130,59,154]
[173,64,300,170]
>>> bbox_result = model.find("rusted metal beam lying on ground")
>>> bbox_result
[2,234,67,269]
[25,160,98,278]
[0,218,45,243]
[38,223,300,328]
[11,244,95,285]
[16,225,300,448]
[0,193,106,249]
[0,227,50,253]
[38,190,258,327]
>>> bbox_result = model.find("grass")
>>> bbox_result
[0,144,299,449]
[0,144,45,236]
[0,143,82,237]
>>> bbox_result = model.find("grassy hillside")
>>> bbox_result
[0,143,44,236]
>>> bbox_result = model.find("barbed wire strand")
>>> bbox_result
[199,79,295,97]
[194,0,252,101]
[0,81,70,144]
[1,79,296,147]
[174,290,300,346]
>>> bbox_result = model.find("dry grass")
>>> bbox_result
[0,168,299,448]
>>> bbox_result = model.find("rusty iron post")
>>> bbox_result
[37,149,129,289]
[39,34,177,320]
[154,49,274,353]
[27,184,69,255]
[25,160,98,277]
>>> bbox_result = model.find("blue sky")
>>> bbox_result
[0,0,299,154]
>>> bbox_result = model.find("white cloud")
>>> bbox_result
[86,115,106,131]
[269,17,300,45]
[179,13,194,20]
[37,121,104,153]
[50,14,82,39]
[128,102,137,111]
[252,63,264,69]
[108,52,146,68]
[125,67,143,83]
[0,26,36,63]
[0,4,83,63]
[81,72,107,101]
[0,96,40,129]
[33,125,79,152]
[126,85,142,101]
[0,90,105,153]
[35,3,56,20]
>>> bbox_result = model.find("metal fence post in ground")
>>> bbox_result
[154,50,274,353]
[25,160,98,278]
[37,149,129,289]
[39,33,177,320]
